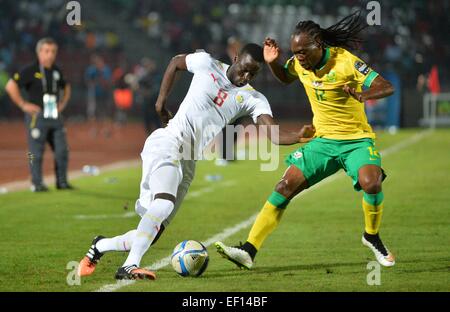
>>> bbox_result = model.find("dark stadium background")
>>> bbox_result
[0,0,448,126]
[1,0,449,186]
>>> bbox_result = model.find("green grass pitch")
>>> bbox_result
[0,129,449,292]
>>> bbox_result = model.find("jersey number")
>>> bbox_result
[367,146,380,159]
[214,88,228,107]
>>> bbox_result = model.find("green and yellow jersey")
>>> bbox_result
[285,47,379,140]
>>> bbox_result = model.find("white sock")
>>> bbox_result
[96,230,137,253]
[123,199,174,267]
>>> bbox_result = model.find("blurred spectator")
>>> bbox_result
[427,66,441,95]
[226,36,242,62]
[85,54,113,136]
[135,58,161,135]
[112,67,133,127]
[1,0,449,124]
[417,65,441,95]
[85,31,97,50]
[5,37,73,192]
[0,62,11,120]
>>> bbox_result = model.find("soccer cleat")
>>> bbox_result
[77,235,105,277]
[362,232,395,267]
[31,184,49,192]
[56,182,75,190]
[214,241,253,270]
[115,265,156,280]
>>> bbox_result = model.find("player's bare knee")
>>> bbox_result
[360,177,382,194]
[275,179,296,198]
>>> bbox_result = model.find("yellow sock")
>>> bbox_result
[362,198,384,234]
[247,201,285,250]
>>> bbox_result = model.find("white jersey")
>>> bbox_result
[137,52,272,224]
[166,51,273,159]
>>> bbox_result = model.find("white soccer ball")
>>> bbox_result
[171,240,209,277]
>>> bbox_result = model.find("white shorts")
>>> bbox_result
[135,128,196,226]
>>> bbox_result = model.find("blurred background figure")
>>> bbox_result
[5,37,72,192]
[135,57,162,135]
[417,65,441,95]
[0,62,11,120]
[226,36,242,62]
[1,0,447,128]
[112,72,133,130]
[0,0,449,188]
[112,59,133,132]
[85,54,113,137]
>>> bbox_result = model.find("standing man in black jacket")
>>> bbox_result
[5,37,72,192]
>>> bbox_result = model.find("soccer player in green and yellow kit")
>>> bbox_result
[216,12,396,268]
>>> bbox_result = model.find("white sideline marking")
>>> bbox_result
[94,216,257,292]
[74,180,236,220]
[375,129,432,157]
[74,212,137,220]
[186,180,236,199]
[1,159,141,192]
[94,130,431,292]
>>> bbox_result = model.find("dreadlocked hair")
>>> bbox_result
[293,10,367,50]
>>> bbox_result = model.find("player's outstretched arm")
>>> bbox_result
[5,79,41,114]
[343,75,394,102]
[263,37,297,85]
[256,114,315,145]
[155,54,188,126]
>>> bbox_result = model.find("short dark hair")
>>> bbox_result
[238,43,264,63]
[35,37,58,54]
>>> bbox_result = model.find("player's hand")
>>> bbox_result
[57,102,67,113]
[158,107,173,127]
[21,102,41,115]
[263,37,281,64]
[298,124,315,143]
[342,84,363,102]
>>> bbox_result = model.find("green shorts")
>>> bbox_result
[285,138,386,191]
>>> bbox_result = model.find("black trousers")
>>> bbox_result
[25,113,69,186]
[142,95,161,135]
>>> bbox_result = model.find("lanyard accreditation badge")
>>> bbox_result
[40,65,58,119]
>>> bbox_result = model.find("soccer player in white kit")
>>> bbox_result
[77,44,314,280]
